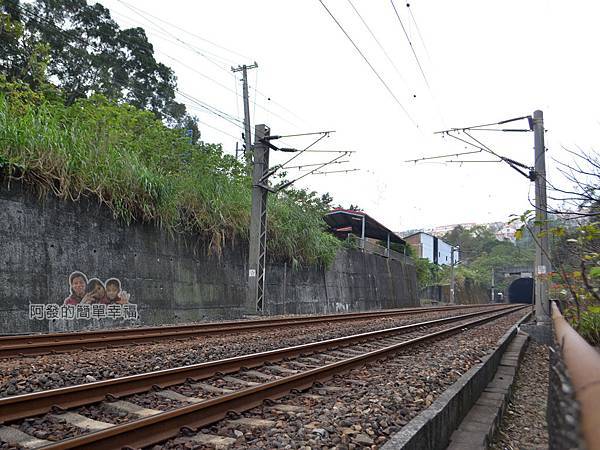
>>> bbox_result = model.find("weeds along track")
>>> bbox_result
[0,304,502,358]
[0,305,527,449]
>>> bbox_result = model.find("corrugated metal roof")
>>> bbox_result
[323,209,406,244]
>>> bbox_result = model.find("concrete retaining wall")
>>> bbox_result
[0,180,418,333]
[420,280,489,305]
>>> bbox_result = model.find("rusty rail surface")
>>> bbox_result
[552,302,600,450]
[32,305,527,450]
[0,305,522,423]
[0,304,503,358]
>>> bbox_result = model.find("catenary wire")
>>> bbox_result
[390,0,447,127]
[346,0,412,93]
[389,0,431,90]
[317,0,417,127]
[406,2,432,62]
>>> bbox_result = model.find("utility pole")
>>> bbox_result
[450,246,458,304]
[245,127,346,315]
[247,124,270,314]
[533,110,550,322]
[231,62,258,160]
[491,268,495,303]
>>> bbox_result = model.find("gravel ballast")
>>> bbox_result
[153,309,529,449]
[491,340,549,450]
[0,306,501,398]
[0,309,526,449]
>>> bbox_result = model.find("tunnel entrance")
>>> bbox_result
[508,277,534,304]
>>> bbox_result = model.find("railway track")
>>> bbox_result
[0,304,503,358]
[0,304,527,449]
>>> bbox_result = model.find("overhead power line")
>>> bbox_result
[434,116,532,134]
[284,159,349,170]
[406,3,432,62]
[117,0,233,74]
[445,159,502,164]
[346,0,412,94]
[109,8,237,67]
[276,152,350,191]
[107,1,303,128]
[176,90,243,128]
[116,0,306,125]
[116,0,252,62]
[405,149,482,163]
[312,168,360,175]
[390,0,431,90]
[431,116,536,180]
[317,0,417,127]
[15,3,293,138]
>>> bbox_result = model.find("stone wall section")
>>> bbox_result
[0,180,418,333]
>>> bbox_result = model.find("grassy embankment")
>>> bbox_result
[0,83,341,266]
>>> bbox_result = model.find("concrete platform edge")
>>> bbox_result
[381,308,533,450]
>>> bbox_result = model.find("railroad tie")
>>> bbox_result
[49,412,113,431]
[286,361,317,369]
[270,403,306,412]
[228,417,275,428]
[264,365,299,375]
[190,382,234,395]
[343,379,369,386]
[302,393,324,400]
[349,345,377,352]
[331,349,365,357]
[221,375,261,387]
[243,370,279,381]
[317,353,342,361]
[103,400,162,418]
[328,350,355,358]
[174,433,236,449]
[298,356,324,365]
[155,389,203,403]
[0,426,50,449]
[315,386,347,393]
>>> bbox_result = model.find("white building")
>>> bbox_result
[403,232,456,265]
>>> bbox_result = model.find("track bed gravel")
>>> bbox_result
[153,309,529,450]
[491,340,549,450]
[0,306,498,397]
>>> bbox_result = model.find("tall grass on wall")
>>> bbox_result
[0,84,340,266]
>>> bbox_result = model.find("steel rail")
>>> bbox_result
[0,304,503,358]
[36,305,528,449]
[552,302,600,449]
[0,305,520,423]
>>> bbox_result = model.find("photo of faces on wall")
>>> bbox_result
[29,271,138,321]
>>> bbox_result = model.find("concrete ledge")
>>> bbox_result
[381,309,532,450]
[446,331,529,449]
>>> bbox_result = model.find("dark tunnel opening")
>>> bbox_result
[508,277,534,304]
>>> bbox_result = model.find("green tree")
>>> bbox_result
[443,225,498,264]
[440,224,534,290]
[0,0,196,129]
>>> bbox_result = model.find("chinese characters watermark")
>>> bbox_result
[29,303,138,320]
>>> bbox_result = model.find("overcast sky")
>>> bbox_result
[99,0,600,231]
